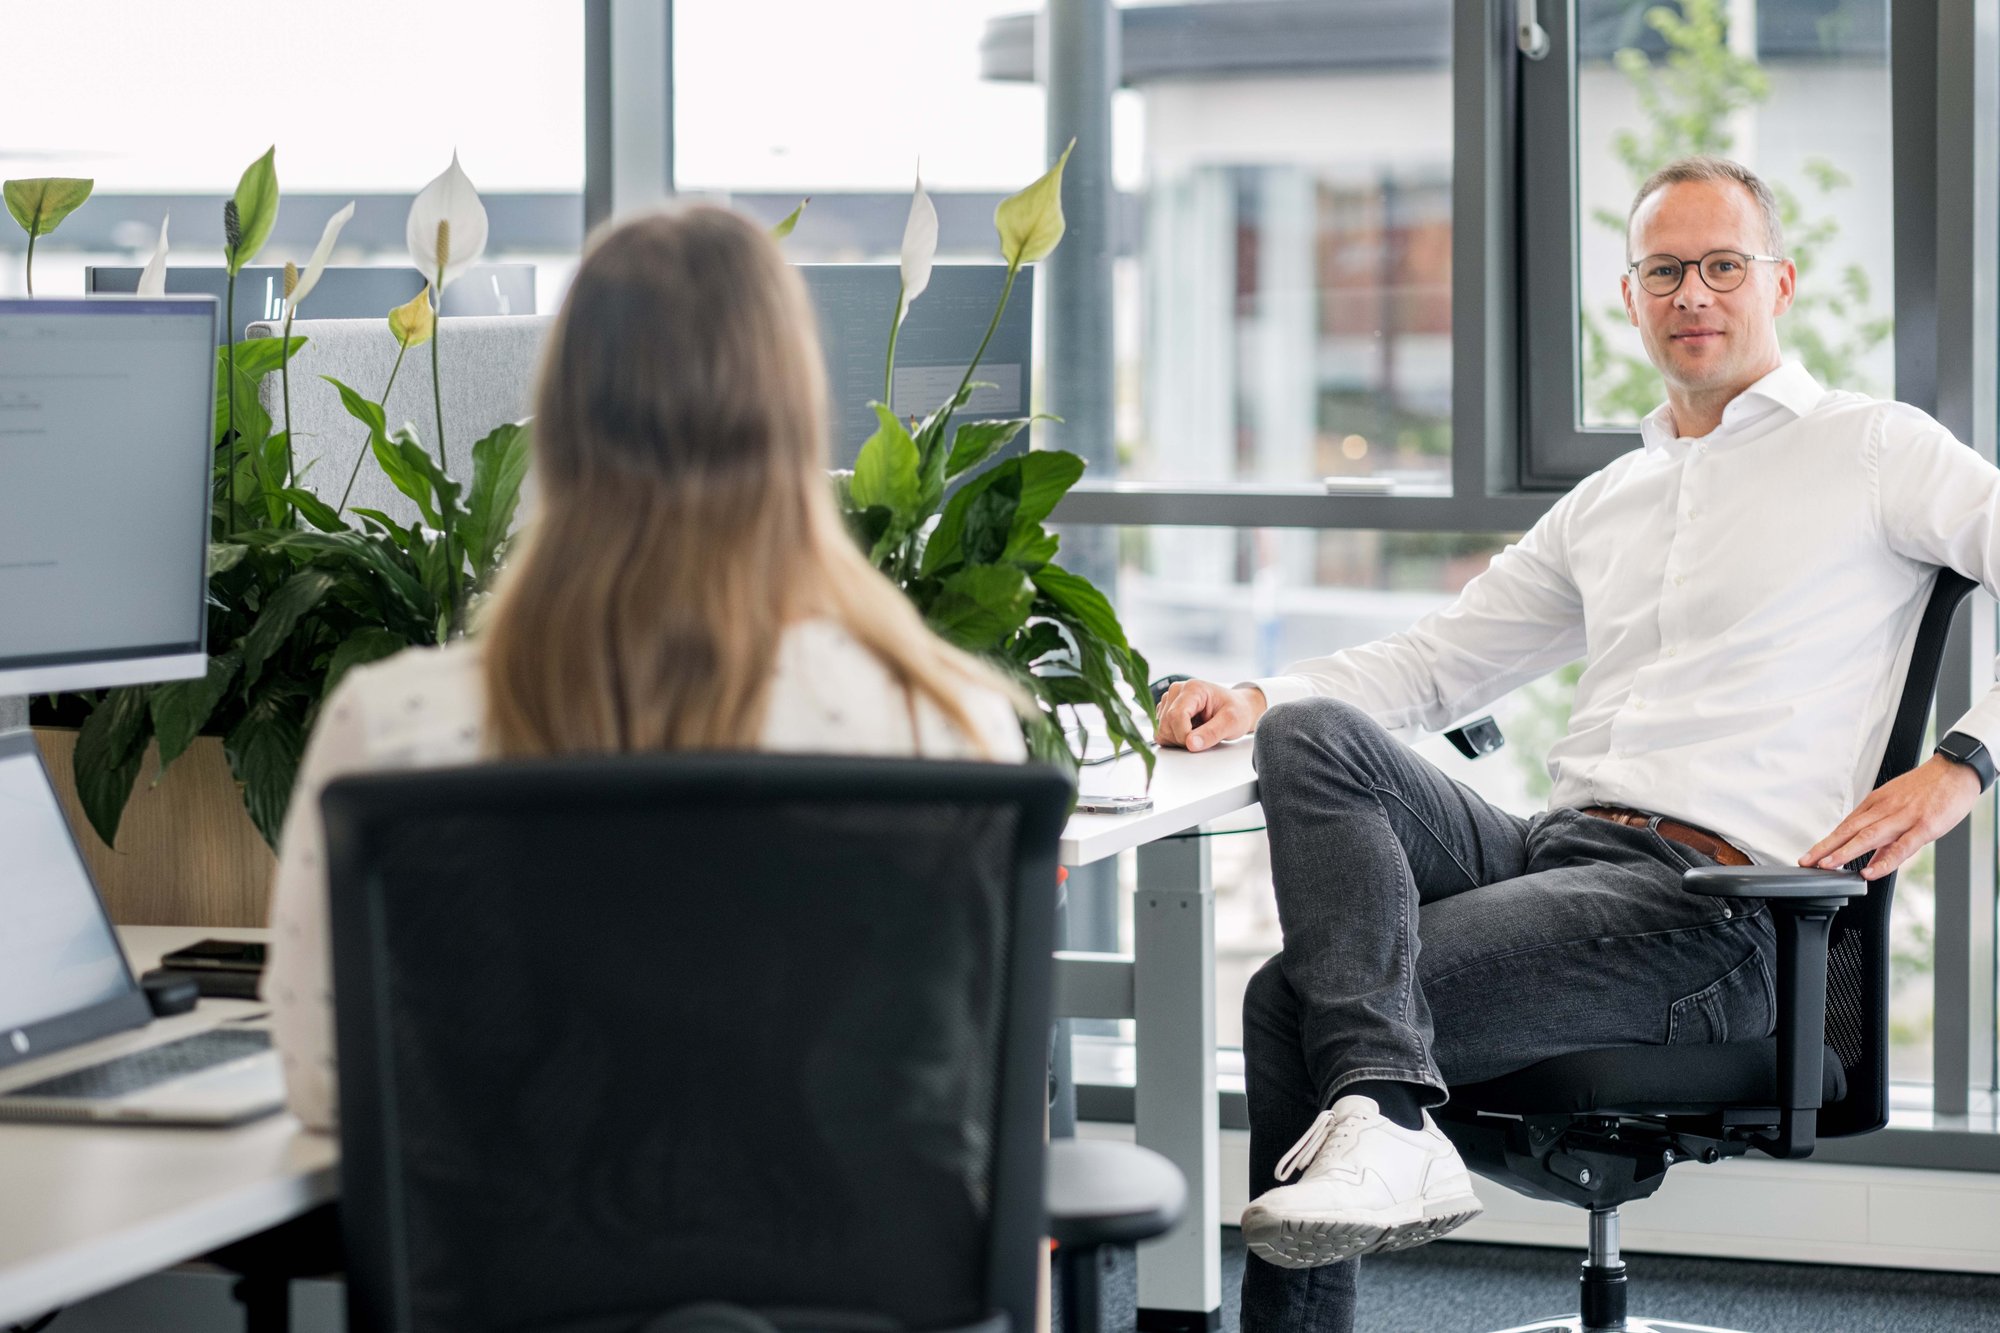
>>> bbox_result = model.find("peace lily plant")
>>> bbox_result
[40,149,528,852]
[837,142,1157,777]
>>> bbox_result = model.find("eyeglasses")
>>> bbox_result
[1626,249,1786,297]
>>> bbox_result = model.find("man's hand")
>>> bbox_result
[1155,679,1267,752]
[1801,755,1984,879]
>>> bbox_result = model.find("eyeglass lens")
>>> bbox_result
[1637,252,1751,296]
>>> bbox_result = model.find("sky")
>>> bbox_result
[1,1,1140,196]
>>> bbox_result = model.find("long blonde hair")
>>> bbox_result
[481,205,1018,757]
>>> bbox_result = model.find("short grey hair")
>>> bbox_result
[1626,155,1785,258]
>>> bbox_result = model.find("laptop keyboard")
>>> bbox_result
[3,1027,272,1101]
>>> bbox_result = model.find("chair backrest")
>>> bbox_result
[324,754,1071,1333]
[1823,568,1976,1137]
[249,314,551,529]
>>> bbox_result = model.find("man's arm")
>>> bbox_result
[1805,409,2000,874]
[1155,497,1589,750]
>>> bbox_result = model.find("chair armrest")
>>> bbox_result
[1681,865,1865,1159]
[1045,1139,1186,1250]
[1683,865,1866,905]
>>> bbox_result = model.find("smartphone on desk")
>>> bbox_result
[158,939,268,999]
[160,939,268,972]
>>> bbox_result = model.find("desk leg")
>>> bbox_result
[1133,833,1220,1332]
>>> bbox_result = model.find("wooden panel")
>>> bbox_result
[33,728,275,928]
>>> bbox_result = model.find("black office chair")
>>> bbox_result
[323,753,1180,1333]
[1431,569,1976,1333]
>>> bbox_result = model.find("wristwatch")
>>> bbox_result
[1934,731,1996,793]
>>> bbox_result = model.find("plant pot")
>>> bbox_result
[33,728,276,928]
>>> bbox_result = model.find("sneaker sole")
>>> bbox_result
[1241,1194,1484,1269]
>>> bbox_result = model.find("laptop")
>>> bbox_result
[0,730,283,1126]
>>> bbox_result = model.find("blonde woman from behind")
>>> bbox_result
[264,205,1028,1132]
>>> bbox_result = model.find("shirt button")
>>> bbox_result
[1722,908,1734,919]
[1674,575,1687,586]
[1634,700,1646,710]
[1666,647,1678,658]
[1687,509,1698,520]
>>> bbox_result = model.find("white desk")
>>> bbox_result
[1056,741,1259,1333]
[0,926,333,1328]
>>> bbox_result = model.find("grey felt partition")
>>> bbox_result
[248,315,550,530]
[0,696,24,733]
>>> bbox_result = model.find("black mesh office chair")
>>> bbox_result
[323,754,1179,1333]
[1435,569,1976,1333]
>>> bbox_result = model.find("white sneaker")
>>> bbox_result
[1240,1094,1484,1269]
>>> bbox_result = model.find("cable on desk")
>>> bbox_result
[11,1310,63,1332]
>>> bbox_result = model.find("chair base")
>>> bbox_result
[1490,1318,1752,1333]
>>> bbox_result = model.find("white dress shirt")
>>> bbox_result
[263,620,1027,1132]
[1251,362,2000,867]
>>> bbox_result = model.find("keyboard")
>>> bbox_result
[2,1028,272,1101]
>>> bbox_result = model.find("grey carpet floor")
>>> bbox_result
[1060,1231,2000,1333]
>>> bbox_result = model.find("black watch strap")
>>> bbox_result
[1935,731,1996,793]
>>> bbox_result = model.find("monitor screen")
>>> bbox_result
[800,265,1034,469]
[0,297,215,695]
[0,732,142,1064]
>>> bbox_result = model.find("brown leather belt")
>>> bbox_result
[1580,806,1752,867]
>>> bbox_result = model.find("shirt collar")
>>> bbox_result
[1638,361,1826,453]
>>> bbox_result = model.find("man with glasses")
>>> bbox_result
[1154,155,2000,1332]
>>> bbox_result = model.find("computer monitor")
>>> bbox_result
[0,297,216,694]
[799,264,1035,469]
[85,264,536,347]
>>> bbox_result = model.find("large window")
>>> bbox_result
[1524,0,1896,481]
[0,0,584,306]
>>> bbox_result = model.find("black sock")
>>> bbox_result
[1340,1079,1428,1131]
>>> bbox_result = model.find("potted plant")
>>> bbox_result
[837,145,1156,778]
[29,149,528,926]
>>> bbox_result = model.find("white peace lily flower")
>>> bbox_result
[135,213,169,296]
[897,169,938,324]
[405,152,489,290]
[287,200,356,312]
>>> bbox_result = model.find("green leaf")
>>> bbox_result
[208,543,249,575]
[960,471,1021,566]
[771,198,808,239]
[281,487,346,533]
[926,564,1035,651]
[324,628,407,697]
[150,648,243,771]
[72,686,152,848]
[1007,619,1070,667]
[270,530,432,623]
[392,429,462,529]
[849,403,921,519]
[923,450,1081,576]
[944,416,1037,480]
[1032,564,1129,653]
[352,507,421,552]
[4,177,93,237]
[1002,528,1060,568]
[227,147,279,274]
[240,567,338,690]
[459,420,531,578]
[1011,449,1086,532]
[225,690,306,848]
[216,338,304,430]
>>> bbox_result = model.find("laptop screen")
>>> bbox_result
[0,733,144,1063]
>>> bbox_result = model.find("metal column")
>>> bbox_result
[584,0,675,235]
[1133,834,1221,1330]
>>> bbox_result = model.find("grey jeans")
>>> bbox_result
[1239,698,1778,1333]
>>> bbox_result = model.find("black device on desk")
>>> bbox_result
[157,939,269,999]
